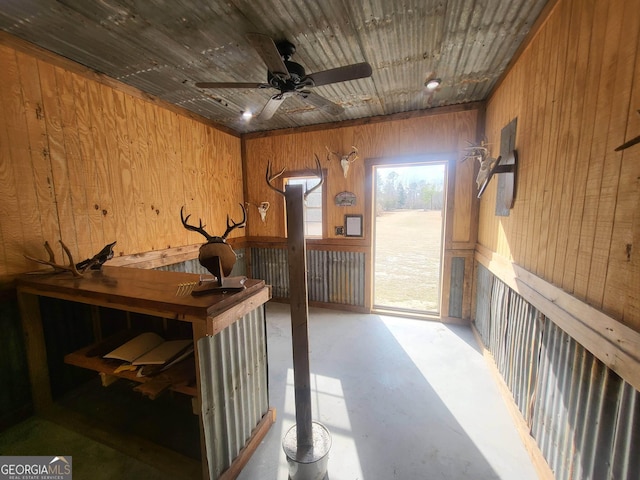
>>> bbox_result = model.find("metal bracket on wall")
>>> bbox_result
[614,110,640,152]
[477,149,518,211]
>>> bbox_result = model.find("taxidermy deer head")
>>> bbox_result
[180,204,246,277]
[463,140,497,190]
[326,146,359,179]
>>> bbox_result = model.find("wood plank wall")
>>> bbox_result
[0,37,244,277]
[243,109,479,242]
[481,0,640,331]
[243,107,480,317]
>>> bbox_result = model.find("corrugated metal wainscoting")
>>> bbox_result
[475,264,639,480]
[448,256,466,318]
[197,306,269,479]
[250,247,365,307]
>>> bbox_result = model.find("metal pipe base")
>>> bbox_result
[282,422,332,480]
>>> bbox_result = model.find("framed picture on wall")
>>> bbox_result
[345,214,363,237]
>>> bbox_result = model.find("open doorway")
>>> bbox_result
[372,161,446,315]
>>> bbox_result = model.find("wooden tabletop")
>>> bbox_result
[17,266,267,323]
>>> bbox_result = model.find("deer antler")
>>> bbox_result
[304,155,324,200]
[345,146,359,163]
[325,146,339,162]
[266,160,286,196]
[266,157,323,199]
[462,140,490,162]
[24,240,83,277]
[180,206,214,241]
[325,146,358,163]
[221,203,247,240]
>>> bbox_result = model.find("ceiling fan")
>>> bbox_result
[195,33,372,121]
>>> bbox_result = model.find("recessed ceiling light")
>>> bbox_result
[425,78,441,90]
[241,110,253,120]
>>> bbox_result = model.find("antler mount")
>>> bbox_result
[266,156,324,200]
[25,240,116,277]
[180,204,246,277]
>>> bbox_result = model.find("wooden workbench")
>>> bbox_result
[16,265,274,480]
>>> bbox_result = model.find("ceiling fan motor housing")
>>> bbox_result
[268,60,308,91]
[275,39,296,59]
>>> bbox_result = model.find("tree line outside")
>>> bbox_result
[376,170,444,214]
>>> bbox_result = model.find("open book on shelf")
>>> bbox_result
[104,332,193,367]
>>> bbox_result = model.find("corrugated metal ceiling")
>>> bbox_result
[0,0,549,134]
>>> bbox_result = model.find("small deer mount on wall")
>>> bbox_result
[326,146,359,179]
[462,139,497,191]
[246,201,270,222]
[463,137,518,209]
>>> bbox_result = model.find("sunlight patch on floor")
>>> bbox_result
[377,313,530,478]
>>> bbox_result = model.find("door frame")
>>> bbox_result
[364,153,456,318]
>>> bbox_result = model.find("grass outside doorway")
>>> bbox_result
[374,209,443,313]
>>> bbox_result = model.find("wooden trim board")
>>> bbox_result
[107,244,201,269]
[243,102,485,139]
[475,244,640,393]
[218,408,276,480]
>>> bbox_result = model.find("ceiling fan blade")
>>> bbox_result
[257,94,287,121]
[297,91,344,115]
[195,82,270,89]
[306,62,372,87]
[246,33,290,80]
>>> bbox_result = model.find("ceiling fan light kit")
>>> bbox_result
[196,33,372,121]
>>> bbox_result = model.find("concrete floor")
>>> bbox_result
[0,302,538,480]
[239,303,538,480]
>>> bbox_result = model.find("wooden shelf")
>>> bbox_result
[64,339,197,400]
[17,266,267,324]
[18,266,273,479]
